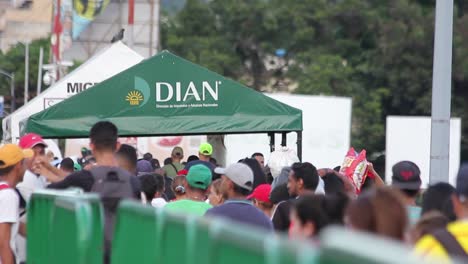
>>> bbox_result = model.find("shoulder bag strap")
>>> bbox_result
[432,228,468,258]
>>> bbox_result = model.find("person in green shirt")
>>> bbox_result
[162,146,185,178]
[165,165,212,216]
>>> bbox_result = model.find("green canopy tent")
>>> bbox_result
[22,51,303,158]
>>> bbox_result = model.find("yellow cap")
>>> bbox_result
[0,144,33,169]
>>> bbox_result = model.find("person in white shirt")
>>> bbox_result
[15,133,66,264]
[16,133,49,203]
[0,144,33,264]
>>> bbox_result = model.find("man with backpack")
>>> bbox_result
[48,121,140,263]
[415,164,468,261]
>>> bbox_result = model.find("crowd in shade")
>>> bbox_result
[1,120,468,263]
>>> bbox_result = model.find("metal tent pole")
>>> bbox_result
[269,133,275,153]
[281,132,287,146]
[297,131,302,162]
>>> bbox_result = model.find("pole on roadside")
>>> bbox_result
[128,0,135,48]
[37,47,44,95]
[154,0,160,53]
[149,0,154,57]
[24,42,29,104]
[429,0,454,184]
[10,73,15,112]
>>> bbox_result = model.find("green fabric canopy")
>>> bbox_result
[22,51,302,138]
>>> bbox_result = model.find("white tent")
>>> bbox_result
[2,41,144,142]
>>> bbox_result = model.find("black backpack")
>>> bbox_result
[90,166,135,263]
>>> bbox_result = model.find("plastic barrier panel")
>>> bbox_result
[26,189,83,263]
[211,220,280,264]
[49,197,93,264]
[111,200,159,264]
[157,211,192,263]
[319,227,428,264]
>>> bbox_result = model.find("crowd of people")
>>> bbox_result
[0,120,468,263]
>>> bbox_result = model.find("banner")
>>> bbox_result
[72,0,111,39]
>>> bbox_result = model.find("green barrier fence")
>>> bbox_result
[111,200,160,264]
[319,227,427,264]
[157,210,192,263]
[210,220,318,264]
[49,197,93,264]
[85,195,105,264]
[27,189,103,264]
[27,189,83,264]
[186,215,213,264]
[28,195,440,264]
[112,200,318,264]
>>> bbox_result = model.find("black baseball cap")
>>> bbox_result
[456,163,468,198]
[391,161,422,191]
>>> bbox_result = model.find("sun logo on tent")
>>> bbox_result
[126,90,144,106]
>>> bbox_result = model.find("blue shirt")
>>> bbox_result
[185,160,215,171]
[407,205,422,226]
[205,200,274,231]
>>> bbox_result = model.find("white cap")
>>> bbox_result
[215,163,254,191]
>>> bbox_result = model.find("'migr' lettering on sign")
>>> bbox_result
[156,81,220,102]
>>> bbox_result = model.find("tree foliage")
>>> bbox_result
[1,0,467,161]
[0,38,50,111]
[161,0,468,160]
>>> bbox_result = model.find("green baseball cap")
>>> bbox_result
[74,162,82,171]
[186,165,212,190]
[199,143,213,156]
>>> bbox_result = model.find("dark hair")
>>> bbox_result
[322,192,349,225]
[400,189,420,198]
[116,144,138,169]
[370,155,386,182]
[421,182,456,221]
[0,165,16,176]
[82,157,96,167]
[233,182,251,196]
[291,162,319,191]
[360,176,374,192]
[251,152,264,158]
[293,194,329,236]
[150,158,160,170]
[89,121,118,151]
[143,152,153,161]
[411,211,449,242]
[322,172,345,194]
[139,173,165,202]
[264,166,273,184]
[60,158,75,172]
[346,187,407,241]
[270,183,290,204]
[164,157,172,166]
[187,155,199,163]
[240,158,267,190]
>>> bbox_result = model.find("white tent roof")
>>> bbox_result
[2,41,144,142]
